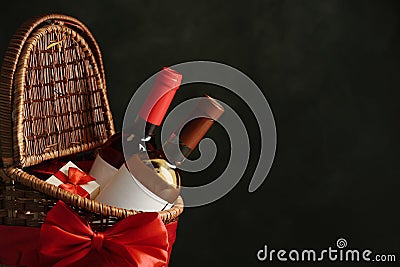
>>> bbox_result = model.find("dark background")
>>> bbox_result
[1,1,399,266]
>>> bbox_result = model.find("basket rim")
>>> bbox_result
[4,166,184,223]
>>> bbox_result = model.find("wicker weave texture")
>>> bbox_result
[0,14,114,168]
[0,168,183,229]
[16,24,109,167]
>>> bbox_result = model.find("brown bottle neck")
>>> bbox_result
[179,118,214,152]
[162,117,215,165]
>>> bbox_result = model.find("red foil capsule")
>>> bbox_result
[139,67,182,126]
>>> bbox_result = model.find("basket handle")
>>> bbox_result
[0,14,107,167]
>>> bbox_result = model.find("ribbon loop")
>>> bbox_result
[91,232,104,251]
[68,167,95,185]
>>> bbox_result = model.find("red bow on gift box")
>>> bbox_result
[0,201,176,267]
[55,167,95,198]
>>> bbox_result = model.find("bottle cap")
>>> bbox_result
[139,67,182,126]
[194,95,225,121]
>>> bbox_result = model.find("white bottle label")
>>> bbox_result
[95,164,174,212]
[89,155,118,188]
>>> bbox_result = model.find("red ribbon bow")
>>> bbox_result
[0,201,177,266]
[55,167,95,198]
[39,201,169,267]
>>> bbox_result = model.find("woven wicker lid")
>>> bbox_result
[0,14,115,168]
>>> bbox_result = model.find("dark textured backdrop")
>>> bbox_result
[1,1,399,266]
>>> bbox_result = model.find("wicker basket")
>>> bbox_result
[0,13,183,237]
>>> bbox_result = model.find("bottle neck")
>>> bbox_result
[98,117,159,169]
[161,134,191,166]
[125,115,159,152]
[134,116,158,140]
[162,117,215,166]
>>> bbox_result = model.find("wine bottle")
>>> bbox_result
[89,67,182,186]
[95,96,224,211]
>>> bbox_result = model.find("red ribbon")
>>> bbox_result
[54,167,96,198]
[26,159,94,179]
[0,201,177,267]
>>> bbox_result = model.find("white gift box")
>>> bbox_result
[45,161,100,199]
